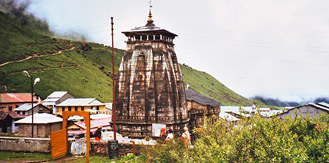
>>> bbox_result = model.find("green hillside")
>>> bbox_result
[0,11,263,106]
[180,64,261,106]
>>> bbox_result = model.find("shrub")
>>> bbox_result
[140,113,329,162]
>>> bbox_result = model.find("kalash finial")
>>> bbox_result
[146,3,154,26]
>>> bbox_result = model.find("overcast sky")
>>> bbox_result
[17,0,329,102]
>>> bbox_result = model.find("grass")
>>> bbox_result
[0,151,51,162]
[0,151,145,163]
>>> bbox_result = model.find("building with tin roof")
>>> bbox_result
[0,93,38,113]
[43,91,74,114]
[277,102,329,119]
[15,113,62,137]
[14,103,51,115]
[56,98,106,116]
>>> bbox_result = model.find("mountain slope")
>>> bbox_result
[0,11,263,106]
[180,64,259,106]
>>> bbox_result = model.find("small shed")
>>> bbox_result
[185,89,221,127]
[15,113,63,137]
[0,112,26,133]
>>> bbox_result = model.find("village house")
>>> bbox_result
[277,102,329,119]
[219,106,282,122]
[55,98,107,116]
[0,111,26,133]
[14,103,51,115]
[15,113,62,137]
[185,89,220,128]
[43,91,74,114]
[0,93,38,113]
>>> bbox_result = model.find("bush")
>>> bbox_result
[140,113,329,162]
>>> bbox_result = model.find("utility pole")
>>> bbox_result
[111,17,117,141]
[31,76,34,138]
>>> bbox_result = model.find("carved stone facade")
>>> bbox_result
[115,11,189,138]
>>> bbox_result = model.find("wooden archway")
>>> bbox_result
[51,111,90,162]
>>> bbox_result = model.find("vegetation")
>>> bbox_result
[0,151,51,162]
[140,113,329,162]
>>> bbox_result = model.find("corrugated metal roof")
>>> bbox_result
[68,114,111,121]
[15,113,62,124]
[73,118,111,129]
[14,103,49,112]
[0,93,37,103]
[56,98,104,106]
[318,102,329,108]
[46,91,68,98]
[14,103,32,111]
[43,101,56,106]
[43,98,58,102]
[185,89,220,107]
[219,112,240,121]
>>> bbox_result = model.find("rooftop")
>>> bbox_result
[0,112,26,120]
[122,10,177,37]
[15,113,62,124]
[56,98,104,106]
[14,103,49,111]
[0,93,37,103]
[46,91,68,98]
[185,89,220,107]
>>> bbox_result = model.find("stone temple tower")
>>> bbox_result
[115,10,189,138]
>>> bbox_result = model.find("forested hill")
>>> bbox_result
[0,11,262,106]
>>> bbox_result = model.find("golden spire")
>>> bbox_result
[147,10,153,23]
[146,5,154,26]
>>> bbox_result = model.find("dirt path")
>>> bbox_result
[0,46,75,67]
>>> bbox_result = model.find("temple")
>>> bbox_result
[115,10,189,138]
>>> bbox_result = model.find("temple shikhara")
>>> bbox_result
[115,9,189,138]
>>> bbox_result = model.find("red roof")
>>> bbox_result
[73,118,111,130]
[0,93,37,103]
[68,126,112,135]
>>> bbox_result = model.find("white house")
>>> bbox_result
[43,91,74,114]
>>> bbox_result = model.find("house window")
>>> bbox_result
[15,105,19,108]
[68,106,71,111]
[96,106,99,110]
[81,107,84,111]
[75,106,78,111]
[8,106,12,112]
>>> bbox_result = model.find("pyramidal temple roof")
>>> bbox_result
[122,10,177,37]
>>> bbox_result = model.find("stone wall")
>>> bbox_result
[17,122,62,137]
[89,140,147,156]
[0,137,51,153]
[0,137,148,156]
